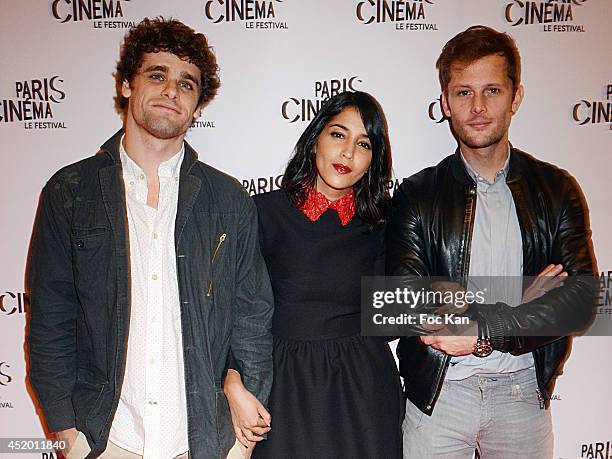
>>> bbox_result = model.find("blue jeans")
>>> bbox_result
[402,368,553,459]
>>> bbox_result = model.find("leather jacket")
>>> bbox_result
[386,147,596,415]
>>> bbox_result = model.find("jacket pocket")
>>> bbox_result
[71,200,111,284]
[71,200,110,238]
[71,231,111,310]
[73,368,107,427]
[72,231,107,252]
[207,233,227,298]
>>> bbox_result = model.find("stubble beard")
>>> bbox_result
[141,112,188,140]
[454,121,506,150]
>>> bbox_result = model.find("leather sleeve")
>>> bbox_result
[386,182,431,277]
[385,182,437,338]
[476,174,597,355]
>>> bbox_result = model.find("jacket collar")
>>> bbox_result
[450,144,523,186]
[100,128,199,177]
[506,146,526,185]
[99,128,203,248]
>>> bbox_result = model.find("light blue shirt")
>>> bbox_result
[445,149,534,380]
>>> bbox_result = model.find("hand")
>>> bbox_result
[224,369,271,448]
[236,440,256,459]
[419,334,477,356]
[522,264,567,303]
[423,281,469,332]
[54,427,78,456]
[419,320,478,356]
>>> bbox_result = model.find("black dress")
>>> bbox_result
[251,190,402,459]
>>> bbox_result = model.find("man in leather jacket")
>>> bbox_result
[28,18,273,459]
[386,25,596,458]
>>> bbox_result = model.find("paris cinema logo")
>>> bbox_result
[191,117,216,129]
[596,270,612,310]
[428,95,448,124]
[242,174,283,196]
[0,76,67,130]
[573,84,612,131]
[281,76,363,123]
[0,361,13,410]
[356,0,439,31]
[581,441,612,459]
[51,0,137,29]
[505,0,589,32]
[0,291,29,316]
[0,362,12,387]
[204,0,288,30]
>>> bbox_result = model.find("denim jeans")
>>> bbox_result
[402,368,553,459]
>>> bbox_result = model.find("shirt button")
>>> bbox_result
[129,181,134,186]
[140,174,145,180]
[426,404,432,410]
[152,274,158,280]
[148,400,157,405]
[153,232,158,239]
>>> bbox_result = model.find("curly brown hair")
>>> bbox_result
[115,17,220,111]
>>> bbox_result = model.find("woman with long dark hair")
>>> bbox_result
[224,91,402,458]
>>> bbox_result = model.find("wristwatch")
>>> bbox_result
[472,319,493,357]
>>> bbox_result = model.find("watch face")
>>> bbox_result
[473,339,493,357]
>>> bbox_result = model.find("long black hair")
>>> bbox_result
[281,91,392,226]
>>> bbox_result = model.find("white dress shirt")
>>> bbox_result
[109,138,189,458]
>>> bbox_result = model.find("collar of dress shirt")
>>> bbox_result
[119,135,185,180]
[460,146,511,186]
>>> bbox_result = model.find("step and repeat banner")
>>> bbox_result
[1,1,610,458]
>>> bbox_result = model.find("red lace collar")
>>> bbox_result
[299,188,356,226]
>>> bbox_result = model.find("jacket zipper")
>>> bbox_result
[207,233,227,297]
[428,185,477,412]
[461,186,477,287]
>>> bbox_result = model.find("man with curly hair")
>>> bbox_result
[28,17,273,459]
